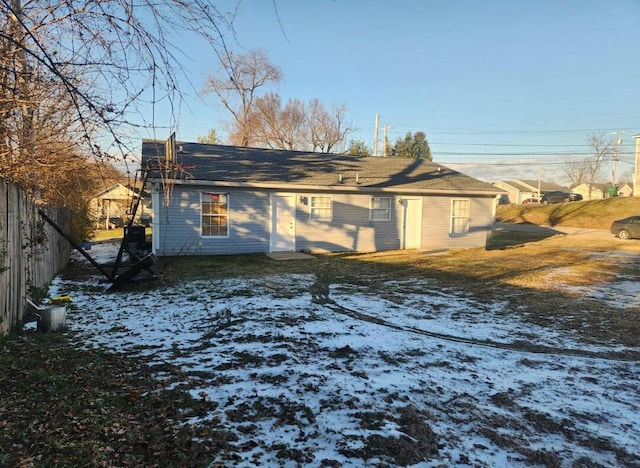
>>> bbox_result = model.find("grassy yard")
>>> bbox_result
[2,219,640,465]
[496,196,640,229]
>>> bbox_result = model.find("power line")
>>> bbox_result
[388,126,639,135]
[444,161,565,166]
[435,151,602,156]
[430,142,605,148]
[441,156,632,167]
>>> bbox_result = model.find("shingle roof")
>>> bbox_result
[141,140,501,195]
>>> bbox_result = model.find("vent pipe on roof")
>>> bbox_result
[356,173,360,184]
[339,174,343,183]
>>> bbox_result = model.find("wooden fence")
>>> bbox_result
[0,178,71,335]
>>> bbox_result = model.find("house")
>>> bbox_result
[572,183,634,200]
[617,183,633,197]
[493,180,567,204]
[140,140,504,256]
[89,183,153,230]
[571,183,609,200]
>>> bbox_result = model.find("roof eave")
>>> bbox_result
[147,178,503,197]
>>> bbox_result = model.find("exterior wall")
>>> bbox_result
[618,184,633,197]
[152,184,495,256]
[152,185,270,256]
[493,182,519,204]
[493,182,535,204]
[295,192,401,253]
[421,195,495,250]
[573,184,605,200]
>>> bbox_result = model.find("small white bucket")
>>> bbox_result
[37,305,67,332]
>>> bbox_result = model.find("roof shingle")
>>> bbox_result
[141,140,501,194]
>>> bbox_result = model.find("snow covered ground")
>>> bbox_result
[43,243,640,467]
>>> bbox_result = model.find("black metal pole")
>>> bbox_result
[38,209,114,282]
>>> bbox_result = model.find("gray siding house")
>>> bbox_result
[141,140,503,256]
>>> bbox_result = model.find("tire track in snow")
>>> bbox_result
[310,286,640,362]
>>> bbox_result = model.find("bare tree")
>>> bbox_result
[564,133,613,198]
[1,0,237,239]
[1,0,235,161]
[202,49,282,147]
[564,157,591,188]
[251,92,306,150]
[307,99,353,153]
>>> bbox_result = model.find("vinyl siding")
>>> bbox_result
[153,185,495,256]
[296,193,401,252]
[153,186,270,256]
[421,195,495,250]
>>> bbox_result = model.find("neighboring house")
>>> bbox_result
[141,140,504,256]
[90,183,153,230]
[617,183,633,197]
[493,180,566,204]
[572,183,606,200]
[572,183,632,200]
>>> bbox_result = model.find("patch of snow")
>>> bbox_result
[43,242,640,467]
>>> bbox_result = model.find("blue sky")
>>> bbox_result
[142,0,640,185]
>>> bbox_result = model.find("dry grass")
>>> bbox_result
[497,196,640,229]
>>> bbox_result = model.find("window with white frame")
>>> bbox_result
[370,197,391,220]
[451,199,470,236]
[201,192,229,237]
[310,196,332,220]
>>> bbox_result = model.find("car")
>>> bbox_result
[540,191,583,205]
[521,197,540,205]
[610,215,640,240]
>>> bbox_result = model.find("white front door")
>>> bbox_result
[271,195,296,252]
[402,198,422,249]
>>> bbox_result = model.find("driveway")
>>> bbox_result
[494,222,614,241]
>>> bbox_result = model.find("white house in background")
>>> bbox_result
[89,183,153,230]
[572,183,607,200]
[617,183,633,197]
[572,183,633,200]
[493,180,566,204]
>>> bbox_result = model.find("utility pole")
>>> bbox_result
[537,165,542,200]
[612,131,622,186]
[382,124,392,157]
[373,114,380,156]
[634,134,640,196]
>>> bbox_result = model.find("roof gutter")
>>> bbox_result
[146,178,504,197]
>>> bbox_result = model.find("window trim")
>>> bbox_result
[370,196,391,221]
[309,195,333,220]
[450,198,470,237]
[201,192,230,238]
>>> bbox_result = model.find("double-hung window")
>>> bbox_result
[370,197,391,220]
[202,192,229,237]
[451,199,470,236]
[310,196,332,220]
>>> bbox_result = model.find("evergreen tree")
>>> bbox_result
[390,131,431,159]
[197,129,219,145]
[345,139,371,156]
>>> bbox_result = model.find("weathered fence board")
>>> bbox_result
[0,178,71,335]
